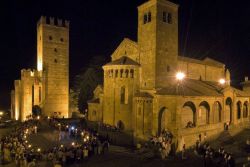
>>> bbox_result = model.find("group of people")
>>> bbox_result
[149,129,173,159]
[195,140,235,167]
[0,116,110,167]
[0,119,39,166]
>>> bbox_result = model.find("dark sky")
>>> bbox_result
[1,0,250,109]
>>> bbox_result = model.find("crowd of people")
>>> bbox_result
[0,119,40,166]
[195,140,235,167]
[0,117,110,167]
[149,129,173,159]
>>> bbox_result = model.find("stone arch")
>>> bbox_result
[182,101,196,128]
[158,107,168,135]
[225,97,233,123]
[213,101,222,123]
[237,101,242,119]
[243,101,248,118]
[198,101,210,125]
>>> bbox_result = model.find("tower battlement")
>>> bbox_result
[38,16,69,28]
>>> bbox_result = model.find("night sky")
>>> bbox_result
[1,0,250,109]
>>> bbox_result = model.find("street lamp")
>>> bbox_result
[219,78,226,85]
[176,72,185,81]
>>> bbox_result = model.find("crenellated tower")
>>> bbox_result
[37,16,69,118]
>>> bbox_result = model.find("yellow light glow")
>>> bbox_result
[0,112,3,116]
[37,148,41,152]
[219,78,226,85]
[30,71,34,77]
[37,116,40,120]
[176,72,185,81]
[28,144,32,148]
[72,142,75,146]
[60,144,64,148]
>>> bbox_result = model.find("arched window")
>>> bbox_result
[115,70,118,78]
[120,69,124,78]
[125,69,129,78]
[120,86,128,104]
[130,69,134,78]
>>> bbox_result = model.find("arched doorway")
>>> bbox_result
[158,107,168,135]
[237,101,242,119]
[198,101,210,125]
[182,102,196,128]
[243,101,248,118]
[225,97,233,123]
[213,101,222,123]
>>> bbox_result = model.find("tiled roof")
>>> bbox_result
[178,56,225,68]
[156,79,224,96]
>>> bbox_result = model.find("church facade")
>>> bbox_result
[11,16,69,121]
[88,0,250,149]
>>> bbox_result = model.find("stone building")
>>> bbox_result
[11,16,69,121]
[88,0,250,149]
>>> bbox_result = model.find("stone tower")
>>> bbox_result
[138,0,179,89]
[37,16,69,117]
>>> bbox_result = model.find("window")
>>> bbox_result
[143,12,152,24]
[54,59,57,63]
[163,12,172,24]
[49,36,53,40]
[54,48,57,52]
[120,86,128,104]
[163,12,167,22]
[148,12,151,22]
[115,70,118,78]
[60,38,64,42]
[143,14,147,24]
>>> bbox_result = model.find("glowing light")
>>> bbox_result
[219,78,226,85]
[176,72,185,81]
[48,116,50,119]
[37,148,41,152]
[37,116,40,120]
[71,126,75,130]
[83,138,86,142]
[30,71,34,77]
[0,112,3,116]
[71,142,75,146]
[25,140,28,143]
[60,145,64,148]
[28,144,32,148]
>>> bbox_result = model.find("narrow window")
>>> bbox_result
[121,86,125,104]
[54,48,57,52]
[148,12,151,22]
[49,36,53,40]
[60,38,64,42]
[163,12,167,22]
[143,14,147,24]
[54,59,57,63]
[120,86,128,104]
[115,70,118,78]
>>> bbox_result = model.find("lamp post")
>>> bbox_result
[176,72,185,95]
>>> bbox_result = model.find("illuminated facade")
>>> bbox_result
[88,0,250,149]
[11,16,69,121]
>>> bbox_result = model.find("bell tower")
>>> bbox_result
[138,0,179,89]
[37,16,69,118]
